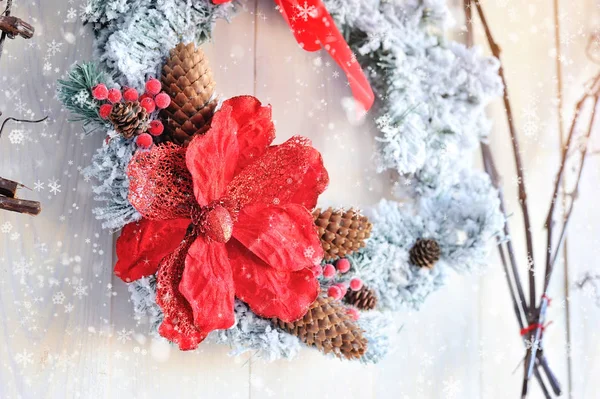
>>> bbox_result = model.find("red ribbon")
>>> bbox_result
[213,0,374,112]
[520,321,553,336]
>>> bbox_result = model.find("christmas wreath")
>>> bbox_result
[58,0,504,363]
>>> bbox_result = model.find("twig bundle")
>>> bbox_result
[464,1,600,397]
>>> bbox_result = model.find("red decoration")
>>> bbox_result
[140,97,156,113]
[335,282,348,297]
[323,263,336,278]
[212,0,374,112]
[121,95,329,350]
[136,133,153,149]
[154,92,171,109]
[148,120,164,136]
[107,88,122,103]
[336,258,350,273]
[349,277,363,291]
[346,307,360,321]
[114,218,190,282]
[99,103,113,119]
[123,88,139,102]
[328,285,343,300]
[92,83,108,100]
[145,78,162,95]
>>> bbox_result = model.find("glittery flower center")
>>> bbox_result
[191,201,236,243]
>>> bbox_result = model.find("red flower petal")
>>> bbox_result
[128,143,196,220]
[227,136,329,210]
[186,104,240,206]
[180,235,236,333]
[222,96,276,174]
[228,239,319,322]
[233,203,324,272]
[114,218,190,282]
[156,231,206,350]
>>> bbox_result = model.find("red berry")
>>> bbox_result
[139,93,152,102]
[335,283,348,297]
[140,97,156,113]
[322,264,336,279]
[148,120,164,136]
[311,265,323,278]
[123,88,139,102]
[336,258,351,273]
[99,104,113,119]
[107,88,122,103]
[346,307,360,321]
[136,133,153,149]
[91,84,108,100]
[349,278,363,291]
[154,92,171,109]
[145,78,162,95]
[327,285,343,300]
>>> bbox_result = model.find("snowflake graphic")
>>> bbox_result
[1,221,13,233]
[73,283,89,299]
[15,349,34,368]
[46,40,63,56]
[13,98,27,115]
[303,246,315,259]
[8,129,25,144]
[442,377,463,399]
[13,257,34,284]
[295,1,317,22]
[33,180,45,192]
[48,178,61,195]
[52,292,66,305]
[116,329,133,343]
[67,8,77,19]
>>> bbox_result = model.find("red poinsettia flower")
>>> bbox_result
[116,96,329,350]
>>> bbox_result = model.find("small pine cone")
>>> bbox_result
[109,101,148,138]
[313,208,373,261]
[409,238,441,269]
[273,295,367,360]
[160,42,218,145]
[344,286,377,310]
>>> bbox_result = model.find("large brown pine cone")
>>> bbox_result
[313,208,373,261]
[109,101,148,138]
[344,285,378,310]
[160,42,217,145]
[273,295,367,360]
[409,238,441,269]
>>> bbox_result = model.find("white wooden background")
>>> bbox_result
[1,0,600,398]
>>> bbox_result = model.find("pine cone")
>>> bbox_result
[109,101,148,138]
[344,286,377,310]
[313,208,373,261]
[160,42,217,145]
[273,295,367,360]
[409,238,441,269]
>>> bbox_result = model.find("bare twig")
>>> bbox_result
[0,115,48,138]
[472,0,537,318]
[466,1,559,395]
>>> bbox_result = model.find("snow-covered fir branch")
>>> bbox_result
[57,62,114,134]
[344,170,503,310]
[325,0,503,194]
[83,0,237,88]
[83,135,142,230]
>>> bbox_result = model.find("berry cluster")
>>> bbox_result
[92,78,171,148]
[314,258,364,321]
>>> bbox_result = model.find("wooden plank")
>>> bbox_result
[0,1,113,397]
[558,0,600,398]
